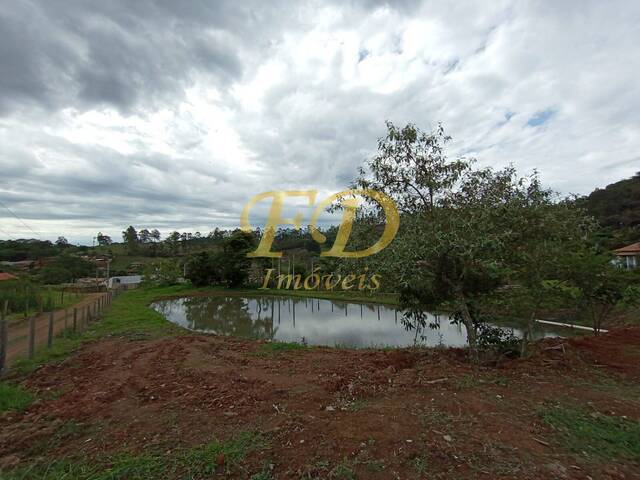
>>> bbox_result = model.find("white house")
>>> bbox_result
[108,275,142,289]
[613,242,640,270]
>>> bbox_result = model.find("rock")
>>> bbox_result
[545,462,568,479]
[443,435,452,442]
[325,406,335,411]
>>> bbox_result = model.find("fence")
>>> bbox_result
[0,289,121,372]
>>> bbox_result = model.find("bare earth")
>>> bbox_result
[1,328,640,479]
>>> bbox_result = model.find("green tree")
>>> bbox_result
[185,231,255,288]
[142,259,181,286]
[97,232,112,246]
[122,226,139,255]
[55,236,70,248]
[139,228,151,244]
[557,250,640,333]
[39,254,93,284]
[351,122,594,362]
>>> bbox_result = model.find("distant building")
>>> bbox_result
[0,272,18,281]
[0,260,35,270]
[108,275,142,289]
[613,242,640,270]
[76,277,106,286]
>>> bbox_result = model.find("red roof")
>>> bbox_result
[0,272,18,281]
[613,242,640,256]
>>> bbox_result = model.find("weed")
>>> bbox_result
[0,382,35,413]
[541,406,640,461]
[411,454,429,474]
[1,430,268,480]
[329,459,355,480]
[364,459,385,472]
[346,399,367,412]
[454,374,480,389]
[257,341,307,355]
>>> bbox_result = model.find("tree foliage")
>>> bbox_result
[351,121,619,362]
[185,231,255,288]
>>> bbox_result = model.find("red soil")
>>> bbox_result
[1,328,640,478]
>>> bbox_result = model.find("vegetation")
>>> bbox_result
[38,254,94,284]
[580,172,640,230]
[541,406,640,461]
[0,430,267,479]
[0,279,84,317]
[185,231,255,288]
[342,121,639,362]
[0,383,35,413]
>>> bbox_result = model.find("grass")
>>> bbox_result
[257,340,308,355]
[329,459,356,480]
[541,406,640,461]
[6,291,86,322]
[0,382,35,413]
[1,430,268,480]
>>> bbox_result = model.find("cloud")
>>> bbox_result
[1,0,639,242]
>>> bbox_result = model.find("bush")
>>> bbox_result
[142,260,182,286]
[185,231,255,288]
[0,279,40,315]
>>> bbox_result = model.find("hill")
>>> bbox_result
[582,172,640,229]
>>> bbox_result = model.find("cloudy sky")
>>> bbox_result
[1,0,639,244]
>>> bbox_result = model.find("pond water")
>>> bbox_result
[151,295,570,348]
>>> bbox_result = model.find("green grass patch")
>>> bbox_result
[1,430,268,480]
[258,341,308,354]
[0,382,35,413]
[541,406,640,461]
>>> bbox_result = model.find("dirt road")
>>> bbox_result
[3,292,109,365]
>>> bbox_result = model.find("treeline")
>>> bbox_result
[97,225,337,257]
[0,237,75,262]
[579,172,640,248]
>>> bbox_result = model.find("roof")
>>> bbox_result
[613,242,640,256]
[0,272,18,281]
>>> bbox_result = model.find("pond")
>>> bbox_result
[151,295,571,348]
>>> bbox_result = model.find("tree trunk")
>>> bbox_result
[457,293,479,365]
[521,302,539,357]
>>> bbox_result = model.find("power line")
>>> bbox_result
[0,199,40,238]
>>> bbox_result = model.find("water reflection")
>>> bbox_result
[151,295,560,348]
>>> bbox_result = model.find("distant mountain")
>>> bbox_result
[581,172,640,229]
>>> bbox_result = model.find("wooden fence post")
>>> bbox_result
[47,311,54,348]
[0,300,8,372]
[28,316,36,359]
[73,307,78,332]
[64,308,69,336]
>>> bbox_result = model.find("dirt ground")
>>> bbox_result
[1,328,640,479]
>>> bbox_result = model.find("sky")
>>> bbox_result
[1,0,639,245]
